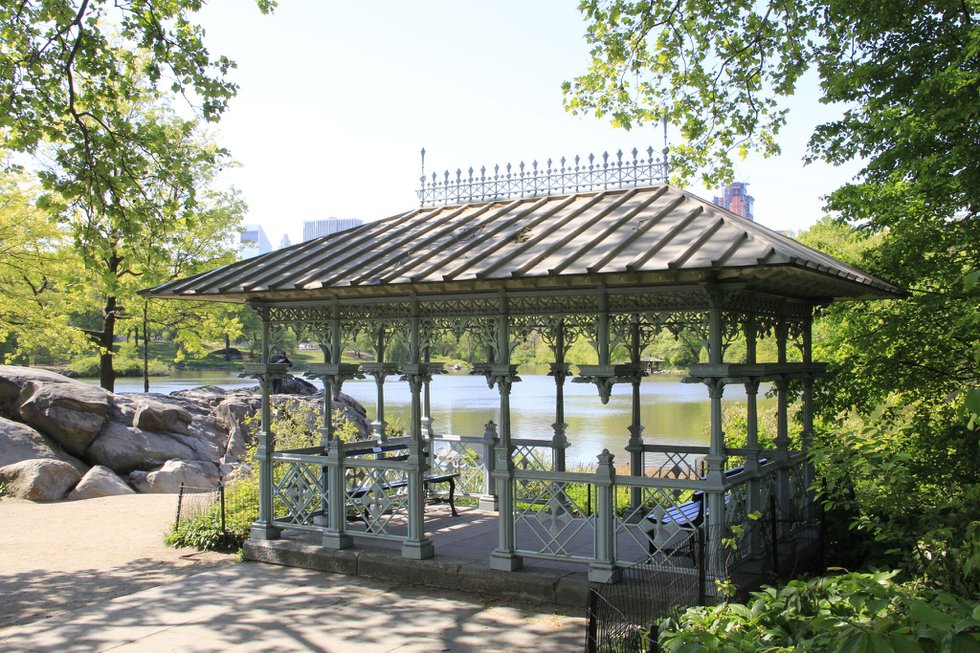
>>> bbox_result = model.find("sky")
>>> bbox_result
[195,0,862,247]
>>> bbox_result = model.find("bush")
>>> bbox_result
[67,354,172,378]
[658,568,980,652]
[165,404,362,552]
[165,480,258,551]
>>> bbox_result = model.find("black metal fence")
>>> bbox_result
[585,497,823,653]
[173,477,259,549]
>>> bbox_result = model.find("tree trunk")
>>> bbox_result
[143,301,151,393]
[224,333,231,361]
[98,295,117,392]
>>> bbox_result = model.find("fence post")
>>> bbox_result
[175,482,185,529]
[219,479,226,535]
[698,524,706,605]
[770,494,779,575]
[585,588,598,653]
[478,420,498,511]
[647,624,660,653]
[589,449,622,583]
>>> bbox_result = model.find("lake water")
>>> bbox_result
[92,370,771,466]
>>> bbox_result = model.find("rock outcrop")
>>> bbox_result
[68,465,134,500]
[0,365,370,501]
[129,459,221,493]
[5,371,110,457]
[0,458,82,501]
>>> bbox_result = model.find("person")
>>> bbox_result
[270,351,292,394]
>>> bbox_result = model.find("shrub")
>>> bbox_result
[165,480,259,552]
[658,569,980,652]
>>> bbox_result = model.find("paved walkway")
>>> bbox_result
[0,562,585,652]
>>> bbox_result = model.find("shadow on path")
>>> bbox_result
[0,563,585,652]
[0,555,233,629]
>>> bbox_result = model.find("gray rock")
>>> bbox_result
[132,396,194,434]
[0,365,76,419]
[169,385,232,407]
[278,375,318,395]
[214,396,259,462]
[16,379,110,457]
[0,458,82,501]
[129,459,220,493]
[85,421,198,474]
[0,416,89,474]
[67,465,135,500]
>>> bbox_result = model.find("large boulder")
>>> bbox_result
[277,375,318,396]
[0,458,82,501]
[85,421,198,474]
[131,396,194,434]
[0,365,76,419]
[214,396,258,463]
[0,416,88,474]
[16,379,110,457]
[169,385,233,407]
[67,465,135,500]
[129,459,220,493]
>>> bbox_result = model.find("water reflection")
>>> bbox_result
[97,371,773,467]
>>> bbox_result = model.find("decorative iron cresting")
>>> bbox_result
[417,146,669,207]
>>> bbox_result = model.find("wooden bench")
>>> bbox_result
[642,463,760,556]
[345,443,460,516]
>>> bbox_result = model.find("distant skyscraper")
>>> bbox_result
[279,233,291,250]
[240,223,272,258]
[303,217,363,241]
[713,182,755,221]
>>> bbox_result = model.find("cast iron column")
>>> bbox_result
[249,312,283,540]
[400,297,435,559]
[490,292,523,571]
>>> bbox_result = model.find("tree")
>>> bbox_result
[2,1,273,390]
[1,0,275,154]
[567,0,980,567]
[0,166,86,364]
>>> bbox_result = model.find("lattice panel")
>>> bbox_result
[645,451,702,480]
[431,442,485,497]
[618,485,702,568]
[608,288,712,314]
[759,470,778,514]
[514,478,596,559]
[722,290,812,321]
[507,293,601,316]
[513,444,554,472]
[723,483,753,566]
[344,467,409,537]
[272,460,324,525]
[788,461,810,525]
[419,297,498,318]
[338,302,413,321]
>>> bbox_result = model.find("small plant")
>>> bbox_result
[0,482,7,498]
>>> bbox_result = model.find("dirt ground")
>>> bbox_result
[0,494,234,629]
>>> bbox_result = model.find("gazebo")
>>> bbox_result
[143,155,900,590]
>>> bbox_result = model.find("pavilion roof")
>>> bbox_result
[142,185,902,303]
